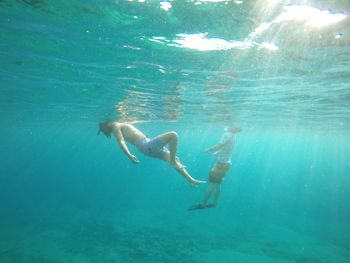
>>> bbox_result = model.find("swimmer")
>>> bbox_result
[98,120,206,186]
[189,126,241,210]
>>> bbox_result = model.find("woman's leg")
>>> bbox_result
[157,131,178,165]
[212,184,221,206]
[163,151,205,186]
[202,182,215,206]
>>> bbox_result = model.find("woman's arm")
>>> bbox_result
[205,143,224,153]
[113,125,139,163]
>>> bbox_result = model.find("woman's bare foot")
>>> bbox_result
[190,179,206,187]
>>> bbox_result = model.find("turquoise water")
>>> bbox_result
[1,0,350,262]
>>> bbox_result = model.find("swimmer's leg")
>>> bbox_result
[188,183,214,211]
[176,164,206,187]
[201,182,215,206]
[157,131,178,165]
[211,183,221,207]
[164,152,206,186]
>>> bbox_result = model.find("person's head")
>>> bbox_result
[98,121,113,138]
[227,127,242,134]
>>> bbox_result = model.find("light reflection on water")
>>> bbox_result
[0,0,349,132]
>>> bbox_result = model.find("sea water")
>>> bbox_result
[1,1,350,262]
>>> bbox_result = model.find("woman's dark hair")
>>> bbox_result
[98,121,113,137]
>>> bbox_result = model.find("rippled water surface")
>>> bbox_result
[1,0,350,131]
[1,1,350,262]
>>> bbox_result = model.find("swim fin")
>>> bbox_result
[188,204,216,211]
[188,204,205,211]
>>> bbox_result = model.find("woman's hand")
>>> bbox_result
[129,154,140,164]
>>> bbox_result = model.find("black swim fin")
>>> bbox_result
[188,204,205,211]
[188,204,216,211]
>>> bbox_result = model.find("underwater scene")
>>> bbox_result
[1,0,350,262]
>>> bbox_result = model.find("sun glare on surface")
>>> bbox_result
[250,5,347,38]
[150,33,279,51]
[148,3,346,54]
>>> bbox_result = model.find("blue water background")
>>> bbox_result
[1,1,350,262]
